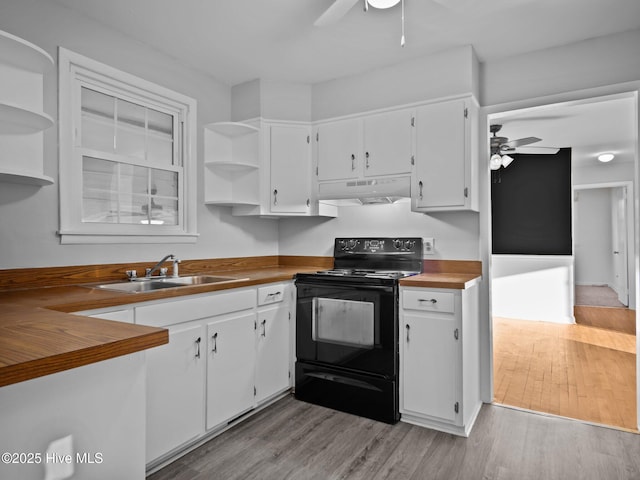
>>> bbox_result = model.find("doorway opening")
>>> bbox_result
[488,92,638,431]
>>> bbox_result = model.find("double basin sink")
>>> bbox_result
[88,275,248,293]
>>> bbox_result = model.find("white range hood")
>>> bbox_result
[317,176,411,204]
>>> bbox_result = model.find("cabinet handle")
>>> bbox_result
[261,319,266,337]
[365,151,370,169]
[351,154,356,171]
[418,181,423,200]
[405,324,410,343]
[195,337,201,358]
[306,198,310,208]
[419,298,437,304]
[212,332,218,353]
[273,189,278,206]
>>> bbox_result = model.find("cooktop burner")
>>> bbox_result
[314,268,418,279]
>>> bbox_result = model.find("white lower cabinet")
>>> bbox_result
[146,322,205,462]
[206,311,256,430]
[255,301,290,403]
[135,282,292,466]
[399,284,481,437]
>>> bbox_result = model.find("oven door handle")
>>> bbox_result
[304,371,383,392]
[295,281,395,293]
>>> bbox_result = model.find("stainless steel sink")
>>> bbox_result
[162,275,245,285]
[86,275,247,293]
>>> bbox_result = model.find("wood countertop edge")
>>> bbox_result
[399,273,482,290]
[0,328,168,388]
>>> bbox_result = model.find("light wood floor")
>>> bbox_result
[148,395,640,480]
[493,307,637,431]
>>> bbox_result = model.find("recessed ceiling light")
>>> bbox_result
[598,153,615,163]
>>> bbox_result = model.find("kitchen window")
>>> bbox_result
[58,48,197,244]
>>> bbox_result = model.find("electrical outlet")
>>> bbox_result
[424,237,435,255]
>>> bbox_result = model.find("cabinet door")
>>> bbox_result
[146,323,204,462]
[316,118,361,181]
[401,312,458,422]
[414,99,467,209]
[206,312,256,430]
[270,124,311,213]
[255,303,290,403]
[363,109,413,177]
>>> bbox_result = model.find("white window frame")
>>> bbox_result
[58,47,198,244]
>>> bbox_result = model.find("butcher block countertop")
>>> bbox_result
[0,256,330,388]
[400,259,482,290]
[0,256,480,388]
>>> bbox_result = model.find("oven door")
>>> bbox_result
[295,279,397,378]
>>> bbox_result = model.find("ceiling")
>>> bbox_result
[53,0,640,87]
[53,0,639,167]
[490,93,637,167]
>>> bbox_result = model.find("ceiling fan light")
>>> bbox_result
[501,155,514,168]
[367,0,401,8]
[490,154,503,170]
[598,153,615,163]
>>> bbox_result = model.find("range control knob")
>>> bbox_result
[393,239,404,250]
[345,239,359,250]
[403,239,415,250]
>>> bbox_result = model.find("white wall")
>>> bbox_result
[0,0,279,269]
[279,201,480,260]
[312,45,479,121]
[574,188,614,286]
[0,353,146,480]
[480,29,640,106]
[491,255,575,323]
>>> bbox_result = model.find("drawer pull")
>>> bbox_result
[266,292,281,298]
[419,298,437,304]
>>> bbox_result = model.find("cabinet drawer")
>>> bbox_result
[403,290,455,313]
[137,288,256,327]
[258,283,286,306]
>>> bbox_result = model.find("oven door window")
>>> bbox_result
[312,298,375,348]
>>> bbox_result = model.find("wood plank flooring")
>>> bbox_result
[575,305,636,335]
[148,395,640,480]
[493,312,637,431]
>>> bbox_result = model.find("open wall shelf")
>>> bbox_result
[0,29,54,186]
[204,121,260,206]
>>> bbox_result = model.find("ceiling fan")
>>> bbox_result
[490,124,559,170]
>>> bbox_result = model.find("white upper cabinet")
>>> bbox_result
[269,123,311,214]
[362,109,413,177]
[412,97,478,212]
[316,117,361,181]
[315,108,413,182]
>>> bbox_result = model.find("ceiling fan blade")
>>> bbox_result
[503,136,542,148]
[513,146,560,155]
[314,0,360,26]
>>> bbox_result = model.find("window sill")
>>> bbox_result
[58,231,199,245]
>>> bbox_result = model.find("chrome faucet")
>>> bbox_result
[146,254,181,278]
